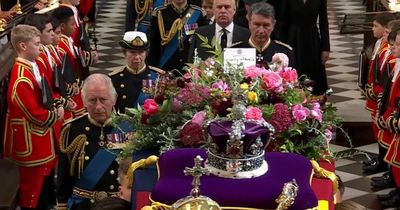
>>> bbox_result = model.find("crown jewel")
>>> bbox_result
[205,91,275,179]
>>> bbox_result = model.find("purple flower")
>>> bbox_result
[292,104,310,122]
[192,111,207,126]
[325,128,333,142]
[172,98,183,112]
[212,80,229,92]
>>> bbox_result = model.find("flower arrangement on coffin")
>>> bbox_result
[115,50,343,161]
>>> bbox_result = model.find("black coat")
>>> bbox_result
[279,0,330,95]
[187,23,250,62]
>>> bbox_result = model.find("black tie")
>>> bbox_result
[221,28,227,50]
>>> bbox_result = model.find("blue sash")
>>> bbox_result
[137,70,158,105]
[67,149,116,208]
[137,0,164,34]
[130,150,160,210]
[158,9,202,68]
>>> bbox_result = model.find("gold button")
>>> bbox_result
[85,127,90,131]
[120,84,125,88]
[110,170,115,175]
[122,95,127,99]
[90,199,95,203]
[84,156,90,160]
[85,141,89,145]
[120,73,124,77]
[109,185,115,190]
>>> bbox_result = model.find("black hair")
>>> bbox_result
[51,6,74,24]
[374,13,396,27]
[24,14,53,32]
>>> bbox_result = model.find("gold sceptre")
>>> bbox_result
[16,0,23,15]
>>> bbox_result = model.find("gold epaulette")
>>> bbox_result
[149,65,166,75]
[152,5,167,16]
[62,112,88,127]
[274,40,293,51]
[108,66,125,76]
[190,4,206,16]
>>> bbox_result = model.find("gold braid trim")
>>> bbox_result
[127,155,159,187]
[310,160,338,194]
[135,0,153,23]
[157,10,184,46]
[60,125,87,178]
[141,202,170,210]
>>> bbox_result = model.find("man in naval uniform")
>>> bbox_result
[148,0,207,75]
[242,2,295,68]
[56,74,133,210]
[125,0,165,35]
[109,31,165,113]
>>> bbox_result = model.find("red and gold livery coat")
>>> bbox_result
[3,57,59,208]
[365,42,392,112]
[58,35,94,116]
[376,61,399,148]
[377,70,400,167]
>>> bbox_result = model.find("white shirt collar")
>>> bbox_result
[216,22,234,33]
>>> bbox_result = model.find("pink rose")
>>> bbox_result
[279,67,298,84]
[244,65,268,79]
[245,106,263,121]
[192,111,207,126]
[143,99,159,116]
[310,102,322,122]
[262,71,283,92]
[292,104,310,122]
[212,80,229,92]
[310,109,322,122]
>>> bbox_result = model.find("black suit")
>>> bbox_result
[187,23,250,62]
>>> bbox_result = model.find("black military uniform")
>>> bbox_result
[110,65,164,113]
[110,31,165,113]
[149,2,207,75]
[56,113,131,210]
[242,38,296,68]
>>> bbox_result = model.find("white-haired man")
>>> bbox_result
[57,73,132,210]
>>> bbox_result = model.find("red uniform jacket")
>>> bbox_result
[376,61,399,149]
[58,35,94,116]
[365,41,391,112]
[3,57,59,208]
[378,64,400,166]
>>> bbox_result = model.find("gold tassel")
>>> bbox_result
[157,11,184,46]
[127,155,159,187]
[310,160,339,194]
[134,0,153,23]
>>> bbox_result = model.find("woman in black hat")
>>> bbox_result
[109,31,165,113]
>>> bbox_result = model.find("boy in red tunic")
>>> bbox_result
[3,24,64,210]
[52,6,98,117]
[363,14,396,173]
[375,27,400,208]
